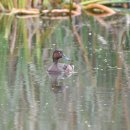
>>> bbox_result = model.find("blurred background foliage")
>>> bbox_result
[0,0,130,10]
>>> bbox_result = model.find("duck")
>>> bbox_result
[47,50,74,75]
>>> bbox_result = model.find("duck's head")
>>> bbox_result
[53,50,63,62]
[52,50,70,63]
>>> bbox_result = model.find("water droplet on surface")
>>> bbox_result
[93,67,99,70]
[89,33,92,35]
[45,103,48,105]
[117,68,122,70]
[84,121,88,124]
[39,21,42,24]
[104,59,107,62]
[88,124,91,127]
[112,120,115,123]
[80,109,84,112]
[65,86,69,88]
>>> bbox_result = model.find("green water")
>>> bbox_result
[0,14,130,130]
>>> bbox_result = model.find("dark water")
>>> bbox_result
[0,13,130,130]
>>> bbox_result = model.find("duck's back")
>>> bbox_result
[48,63,66,73]
[48,63,74,75]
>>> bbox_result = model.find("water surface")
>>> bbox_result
[0,13,130,130]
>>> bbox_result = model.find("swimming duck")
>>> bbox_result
[47,50,74,75]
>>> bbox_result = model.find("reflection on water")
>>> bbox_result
[0,13,130,130]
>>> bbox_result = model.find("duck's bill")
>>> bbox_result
[63,54,71,61]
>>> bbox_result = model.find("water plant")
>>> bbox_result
[0,0,129,17]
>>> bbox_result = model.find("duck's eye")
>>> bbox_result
[58,52,61,54]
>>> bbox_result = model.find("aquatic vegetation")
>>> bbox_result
[0,0,129,18]
[0,2,130,130]
[0,13,130,129]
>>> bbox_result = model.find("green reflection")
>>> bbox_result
[0,13,130,130]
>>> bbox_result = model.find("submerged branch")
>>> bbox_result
[10,8,39,15]
[40,4,81,17]
[0,2,116,18]
[83,4,116,17]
